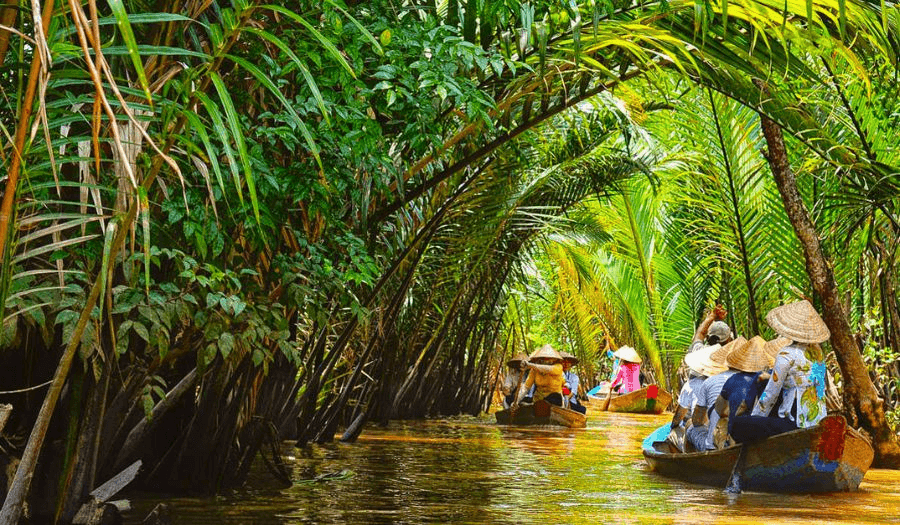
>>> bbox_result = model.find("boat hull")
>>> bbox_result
[495,401,586,428]
[589,385,672,414]
[643,415,874,493]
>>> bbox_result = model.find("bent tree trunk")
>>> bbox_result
[757,99,900,467]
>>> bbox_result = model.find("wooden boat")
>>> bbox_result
[495,399,586,428]
[642,414,874,493]
[587,385,672,414]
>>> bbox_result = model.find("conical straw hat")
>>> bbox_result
[684,344,727,377]
[507,353,529,366]
[559,351,579,364]
[529,344,562,363]
[766,300,830,344]
[726,336,772,373]
[764,336,791,361]
[710,335,747,367]
[613,346,642,364]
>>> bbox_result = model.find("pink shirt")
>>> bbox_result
[610,362,641,393]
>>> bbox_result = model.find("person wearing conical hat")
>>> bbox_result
[712,336,775,449]
[516,344,566,407]
[609,346,642,394]
[668,344,728,451]
[686,337,742,451]
[501,353,529,409]
[560,352,586,414]
[733,300,830,443]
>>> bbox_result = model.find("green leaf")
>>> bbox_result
[242,28,329,125]
[224,54,321,169]
[206,292,220,309]
[219,332,235,359]
[196,91,243,205]
[107,0,153,104]
[132,321,150,343]
[209,71,260,224]
[262,4,356,77]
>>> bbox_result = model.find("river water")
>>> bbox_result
[123,411,900,523]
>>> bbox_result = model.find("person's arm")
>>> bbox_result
[609,365,625,390]
[691,403,709,427]
[752,354,789,417]
[671,405,688,428]
[516,372,536,403]
[714,394,728,418]
[692,312,715,343]
[526,362,556,373]
[692,305,727,343]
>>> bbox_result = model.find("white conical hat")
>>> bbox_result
[507,353,529,366]
[559,351,579,364]
[766,300,830,344]
[529,344,562,362]
[684,344,727,377]
[613,346,642,364]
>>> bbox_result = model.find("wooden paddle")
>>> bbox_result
[508,366,527,425]
[600,385,613,411]
[724,444,748,494]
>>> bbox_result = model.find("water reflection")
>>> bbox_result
[123,412,900,524]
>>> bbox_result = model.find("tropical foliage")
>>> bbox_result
[1,0,900,518]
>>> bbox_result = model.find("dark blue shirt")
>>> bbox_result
[720,371,766,436]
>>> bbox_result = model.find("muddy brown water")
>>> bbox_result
[123,411,900,524]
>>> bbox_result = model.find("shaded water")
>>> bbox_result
[124,412,900,523]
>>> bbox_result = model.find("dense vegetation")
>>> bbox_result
[1,0,899,520]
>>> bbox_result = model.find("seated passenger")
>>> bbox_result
[560,352,587,414]
[686,336,746,451]
[609,346,642,394]
[669,345,726,451]
[517,344,565,407]
[731,300,830,444]
[713,336,775,448]
[501,353,528,409]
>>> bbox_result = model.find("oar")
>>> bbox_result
[508,367,527,425]
[724,444,747,494]
[600,385,613,411]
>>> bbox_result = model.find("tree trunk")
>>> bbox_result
[756,90,900,467]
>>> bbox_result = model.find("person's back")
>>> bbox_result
[732,301,831,444]
[519,344,566,406]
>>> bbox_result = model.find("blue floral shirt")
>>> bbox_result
[751,343,827,428]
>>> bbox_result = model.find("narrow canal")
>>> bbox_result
[123,412,900,523]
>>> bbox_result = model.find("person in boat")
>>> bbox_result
[686,336,746,451]
[688,305,733,354]
[731,300,830,444]
[516,344,565,407]
[609,346,642,394]
[560,352,587,414]
[501,353,529,409]
[712,336,776,448]
[669,345,727,451]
